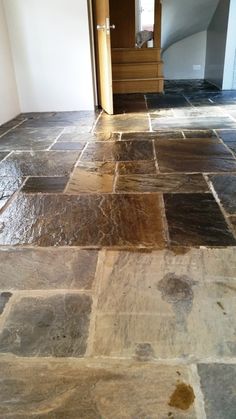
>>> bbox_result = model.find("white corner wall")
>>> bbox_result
[4,0,95,112]
[163,31,207,80]
[223,0,236,90]
[0,0,20,125]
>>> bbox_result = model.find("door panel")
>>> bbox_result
[94,0,113,115]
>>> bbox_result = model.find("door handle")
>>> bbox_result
[97,19,115,33]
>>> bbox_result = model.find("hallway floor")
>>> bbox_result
[0,80,236,418]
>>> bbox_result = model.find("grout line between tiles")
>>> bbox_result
[91,110,103,134]
[47,128,65,150]
[112,162,119,193]
[0,118,27,139]
[152,139,160,173]
[189,365,207,419]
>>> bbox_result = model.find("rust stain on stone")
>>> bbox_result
[168,383,195,411]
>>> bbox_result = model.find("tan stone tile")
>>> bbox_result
[66,162,115,194]
[0,358,197,418]
[92,249,236,359]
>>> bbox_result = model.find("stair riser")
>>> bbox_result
[113,63,163,80]
[113,79,164,94]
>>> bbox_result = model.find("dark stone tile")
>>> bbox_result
[116,174,209,193]
[0,152,9,162]
[0,292,12,315]
[198,364,236,419]
[209,175,236,214]
[118,161,157,175]
[146,94,190,110]
[95,113,150,133]
[164,193,236,246]
[21,111,98,129]
[0,176,24,210]
[0,293,92,357]
[151,116,236,131]
[184,130,217,139]
[66,162,115,193]
[0,194,166,247]
[164,79,218,94]
[0,127,62,151]
[51,142,86,151]
[0,248,98,290]
[155,139,236,173]
[81,141,154,162]
[58,132,120,142]
[0,115,25,130]
[230,216,236,236]
[216,129,236,155]
[22,177,68,193]
[0,151,79,177]
[121,131,184,140]
[0,359,196,419]
[113,93,147,114]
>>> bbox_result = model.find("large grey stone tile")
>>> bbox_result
[0,358,197,418]
[0,176,24,210]
[21,111,98,130]
[92,249,236,359]
[0,248,98,290]
[198,364,236,419]
[0,293,92,357]
[209,174,236,214]
[0,127,62,151]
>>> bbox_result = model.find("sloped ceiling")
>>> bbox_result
[161,0,220,51]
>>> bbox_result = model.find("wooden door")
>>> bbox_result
[93,0,113,114]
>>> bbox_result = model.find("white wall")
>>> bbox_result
[0,0,20,125]
[223,0,236,90]
[205,0,230,88]
[4,0,95,112]
[163,31,207,80]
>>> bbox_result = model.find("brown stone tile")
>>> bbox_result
[0,293,92,357]
[92,249,236,359]
[0,358,197,418]
[0,194,166,247]
[0,248,98,290]
[66,162,115,194]
[121,131,183,140]
[118,161,157,175]
[22,177,68,193]
[51,141,86,151]
[164,194,236,246]
[58,131,120,142]
[81,141,154,162]
[116,174,209,193]
[209,174,236,214]
[95,113,150,133]
[0,176,24,210]
[155,139,236,173]
[0,151,79,177]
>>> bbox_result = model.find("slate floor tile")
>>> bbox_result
[216,129,236,155]
[198,364,236,419]
[209,174,236,214]
[113,93,147,114]
[22,176,68,193]
[155,139,236,173]
[92,249,236,359]
[230,216,236,235]
[58,131,119,142]
[0,293,92,357]
[95,113,150,132]
[121,130,184,140]
[183,130,218,139]
[0,292,12,315]
[51,141,86,151]
[146,93,190,110]
[118,160,157,175]
[116,174,209,193]
[164,194,236,246]
[0,127,62,151]
[172,106,225,118]
[0,152,9,162]
[151,116,236,131]
[0,176,24,210]
[0,194,166,247]
[0,151,79,177]
[21,111,98,129]
[0,248,98,290]
[66,162,115,193]
[81,140,154,162]
[0,359,197,418]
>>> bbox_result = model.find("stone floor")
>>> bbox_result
[0,80,236,418]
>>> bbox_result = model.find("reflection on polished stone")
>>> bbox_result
[0,194,166,247]
[164,194,236,246]
[209,174,236,214]
[155,139,236,172]
[22,177,68,193]
[0,127,62,151]
[121,131,184,140]
[66,162,115,193]
[51,141,86,151]
[152,116,236,131]
[0,176,24,210]
[81,141,154,162]
[0,151,79,177]
[116,174,209,193]
[0,293,92,357]
[0,248,98,290]
[118,160,157,174]
[58,131,120,142]
[95,113,150,133]
[0,358,197,418]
